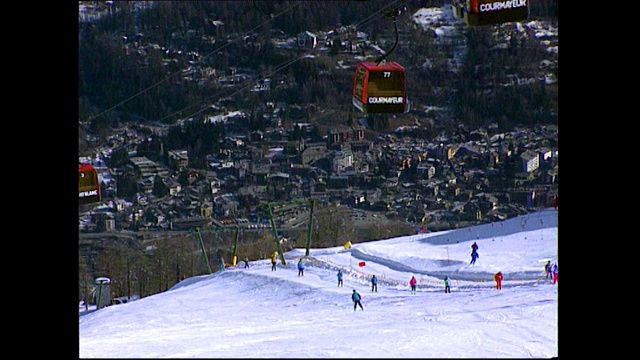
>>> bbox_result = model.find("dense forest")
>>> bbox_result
[78,0,558,138]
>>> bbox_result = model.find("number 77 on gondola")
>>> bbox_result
[352,61,410,115]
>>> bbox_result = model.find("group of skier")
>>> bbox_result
[269,253,306,277]
[470,242,558,290]
[248,239,557,311]
[469,242,505,290]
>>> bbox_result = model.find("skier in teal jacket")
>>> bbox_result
[352,289,364,311]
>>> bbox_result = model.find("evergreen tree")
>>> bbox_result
[153,175,168,198]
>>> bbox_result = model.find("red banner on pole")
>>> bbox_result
[358,261,365,267]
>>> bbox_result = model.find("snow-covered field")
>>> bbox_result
[80,209,558,358]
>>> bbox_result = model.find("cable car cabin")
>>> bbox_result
[79,162,101,205]
[452,0,529,26]
[352,61,409,115]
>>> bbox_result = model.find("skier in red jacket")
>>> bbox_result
[494,271,504,290]
[409,276,417,294]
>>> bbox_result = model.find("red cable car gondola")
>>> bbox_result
[79,162,101,205]
[452,0,529,26]
[351,7,409,115]
[352,61,409,114]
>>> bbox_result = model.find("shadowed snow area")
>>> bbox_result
[79,209,558,358]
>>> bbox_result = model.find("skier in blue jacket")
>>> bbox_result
[337,270,343,287]
[297,258,305,276]
[470,248,479,265]
[352,289,364,311]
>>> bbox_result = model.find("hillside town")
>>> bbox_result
[80,116,558,235]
